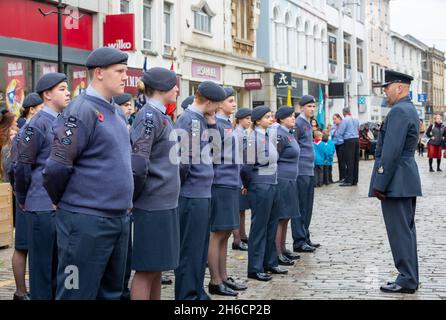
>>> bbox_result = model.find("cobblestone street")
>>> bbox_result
[1,156,445,300]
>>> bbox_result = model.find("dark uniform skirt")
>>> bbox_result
[277,178,299,220]
[210,185,240,232]
[14,199,29,251]
[239,188,250,211]
[132,207,180,272]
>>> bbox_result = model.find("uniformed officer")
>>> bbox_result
[369,70,422,294]
[129,67,180,300]
[241,106,287,282]
[17,93,44,129]
[208,87,247,297]
[42,47,134,300]
[15,73,71,300]
[291,95,320,253]
[274,107,301,265]
[174,81,226,300]
[9,92,43,300]
[232,108,252,251]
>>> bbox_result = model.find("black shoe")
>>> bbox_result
[13,293,30,301]
[232,241,248,251]
[293,243,316,253]
[278,254,295,266]
[437,168,442,172]
[265,266,288,274]
[283,249,300,260]
[208,282,238,296]
[248,272,272,281]
[430,167,435,172]
[224,277,248,291]
[241,238,248,244]
[339,182,353,187]
[161,275,173,285]
[380,283,416,294]
[307,241,320,248]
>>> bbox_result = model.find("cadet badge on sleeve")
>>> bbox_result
[378,166,384,174]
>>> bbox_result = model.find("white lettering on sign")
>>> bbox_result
[197,66,217,78]
[73,71,87,80]
[7,62,24,77]
[107,39,132,50]
[126,75,138,88]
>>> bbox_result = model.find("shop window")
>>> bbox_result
[0,56,32,118]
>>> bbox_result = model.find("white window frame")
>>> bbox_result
[142,0,153,51]
[164,2,173,55]
[194,8,211,34]
[120,0,131,13]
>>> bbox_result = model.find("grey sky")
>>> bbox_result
[390,0,446,53]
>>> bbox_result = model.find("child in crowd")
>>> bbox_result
[313,130,325,187]
[322,131,336,185]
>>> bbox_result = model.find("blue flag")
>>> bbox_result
[143,56,148,72]
[317,86,325,130]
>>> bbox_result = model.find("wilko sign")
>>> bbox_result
[244,79,262,91]
[103,14,135,51]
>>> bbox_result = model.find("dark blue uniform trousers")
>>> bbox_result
[381,197,419,290]
[291,175,315,248]
[28,211,58,300]
[175,197,211,300]
[55,209,130,300]
[247,184,280,274]
[121,216,133,300]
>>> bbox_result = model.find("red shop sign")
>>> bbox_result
[244,78,262,91]
[125,68,143,95]
[104,14,135,51]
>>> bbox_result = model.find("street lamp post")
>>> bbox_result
[39,0,83,73]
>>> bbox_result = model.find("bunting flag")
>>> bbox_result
[317,86,325,130]
[165,61,177,120]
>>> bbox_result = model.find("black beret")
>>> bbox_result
[198,81,227,102]
[23,93,43,109]
[275,106,295,120]
[235,108,252,119]
[181,96,195,110]
[114,93,132,106]
[36,73,68,94]
[299,95,316,106]
[381,70,414,87]
[141,67,177,91]
[223,87,235,99]
[251,106,271,123]
[86,47,128,69]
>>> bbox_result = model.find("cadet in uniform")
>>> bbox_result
[15,73,71,300]
[208,87,247,297]
[43,47,134,300]
[9,93,43,300]
[291,96,320,253]
[232,108,252,251]
[241,106,287,282]
[181,96,195,111]
[17,93,44,129]
[369,70,422,294]
[274,107,301,265]
[129,67,180,300]
[174,81,226,300]
[114,93,134,128]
